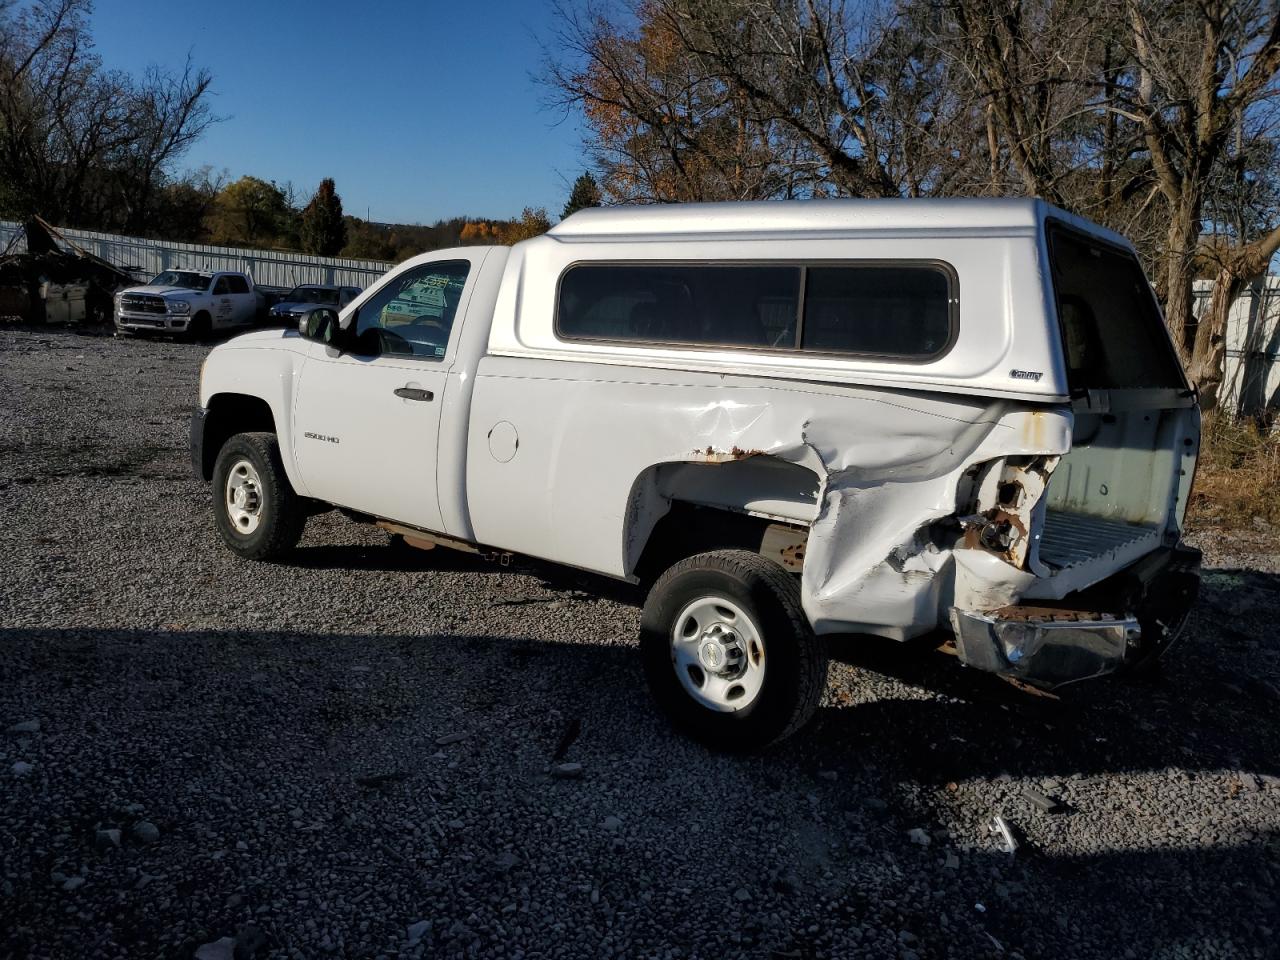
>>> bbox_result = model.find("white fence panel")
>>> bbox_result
[1204,276,1280,419]
[0,220,393,290]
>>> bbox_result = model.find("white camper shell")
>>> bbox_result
[192,198,1202,749]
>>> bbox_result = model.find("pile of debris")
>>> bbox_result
[0,217,138,326]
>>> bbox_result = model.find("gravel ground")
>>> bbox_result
[1,325,1279,960]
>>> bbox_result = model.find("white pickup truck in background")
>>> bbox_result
[116,269,264,338]
[190,198,1202,749]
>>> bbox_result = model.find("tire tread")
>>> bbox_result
[643,548,828,748]
[212,431,305,562]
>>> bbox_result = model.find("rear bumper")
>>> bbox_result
[949,542,1201,688]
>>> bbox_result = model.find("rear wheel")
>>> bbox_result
[640,549,828,750]
[211,432,305,561]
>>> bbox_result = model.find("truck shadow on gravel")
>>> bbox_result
[283,542,1280,786]
[2,621,1277,957]
[289,540,646,606]
[818,567,1280,779]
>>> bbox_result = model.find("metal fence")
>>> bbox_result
[0,219,393,290]
[1202,276,1280,420]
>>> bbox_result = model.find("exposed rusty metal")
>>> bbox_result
[761,522,808,572]
[999,676,1063,699]
[992,604,1122,623]
[376,520,482,555]
[693,445,767,464]
[960,454,1060,569]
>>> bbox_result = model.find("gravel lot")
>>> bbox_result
[2,326,1279,960]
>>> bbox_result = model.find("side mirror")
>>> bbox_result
[299,307,340,344]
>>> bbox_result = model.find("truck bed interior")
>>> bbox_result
[1030,223,1199,591]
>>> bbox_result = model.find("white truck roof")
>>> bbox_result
[548,197,1130,249]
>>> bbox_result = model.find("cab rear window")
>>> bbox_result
[1048,225,1186,391]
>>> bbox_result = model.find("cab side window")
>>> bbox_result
[226,276,250,294]
[350,261,470,359]
[212,276,232,295]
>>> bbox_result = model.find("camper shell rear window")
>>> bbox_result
[554,261,957,361]
[1047,224,1187,392]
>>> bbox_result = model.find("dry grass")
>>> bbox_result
[1188,416,1280,528]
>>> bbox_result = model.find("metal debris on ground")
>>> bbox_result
[1023,787,1063,813]
[990,815,1020,854]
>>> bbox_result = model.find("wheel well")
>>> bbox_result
[200,393,276,480]
[633,501,806,589]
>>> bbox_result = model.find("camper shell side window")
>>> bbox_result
[554,261,958,362]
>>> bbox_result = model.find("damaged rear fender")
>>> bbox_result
[614,394,1073,642]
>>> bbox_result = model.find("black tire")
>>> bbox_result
[189,311,212,341]
[640,549,828,750]
[211,432,306,561]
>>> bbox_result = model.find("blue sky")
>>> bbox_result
[91,0,587,225]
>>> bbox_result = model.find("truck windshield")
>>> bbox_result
[1048,225,1186,392]
[285,286,339,305]
[150,270,210,291]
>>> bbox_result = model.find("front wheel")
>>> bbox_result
[211,432,306,561]
[640,550,828,750]
[188,311,212,341]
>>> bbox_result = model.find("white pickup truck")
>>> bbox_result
[116,269,264,338]
[191,199,1201,748]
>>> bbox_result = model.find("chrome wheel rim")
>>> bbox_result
[670,596,766,712]
[224,459,264,535]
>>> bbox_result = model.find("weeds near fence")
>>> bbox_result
[1189,416,1280,528]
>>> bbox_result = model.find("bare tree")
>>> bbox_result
[544,1,801,202]
[936,0,1280,410]
[114,57,215,233]
[544,0,980,202]
[1121,0,1280,408]
[0,0,216,232]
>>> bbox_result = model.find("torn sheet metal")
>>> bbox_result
[796,406,1071,638]
[643,392,1073,638]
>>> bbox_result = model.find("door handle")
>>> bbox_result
[394,386,434,402]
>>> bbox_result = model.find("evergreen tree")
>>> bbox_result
[561,172,602,220]
[300,179,348,255]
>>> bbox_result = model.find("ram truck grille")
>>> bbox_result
[120,295,167,314]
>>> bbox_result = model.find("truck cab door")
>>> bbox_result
[290,257,476,534]
[210,275,235,326]
[225,274,256,324]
